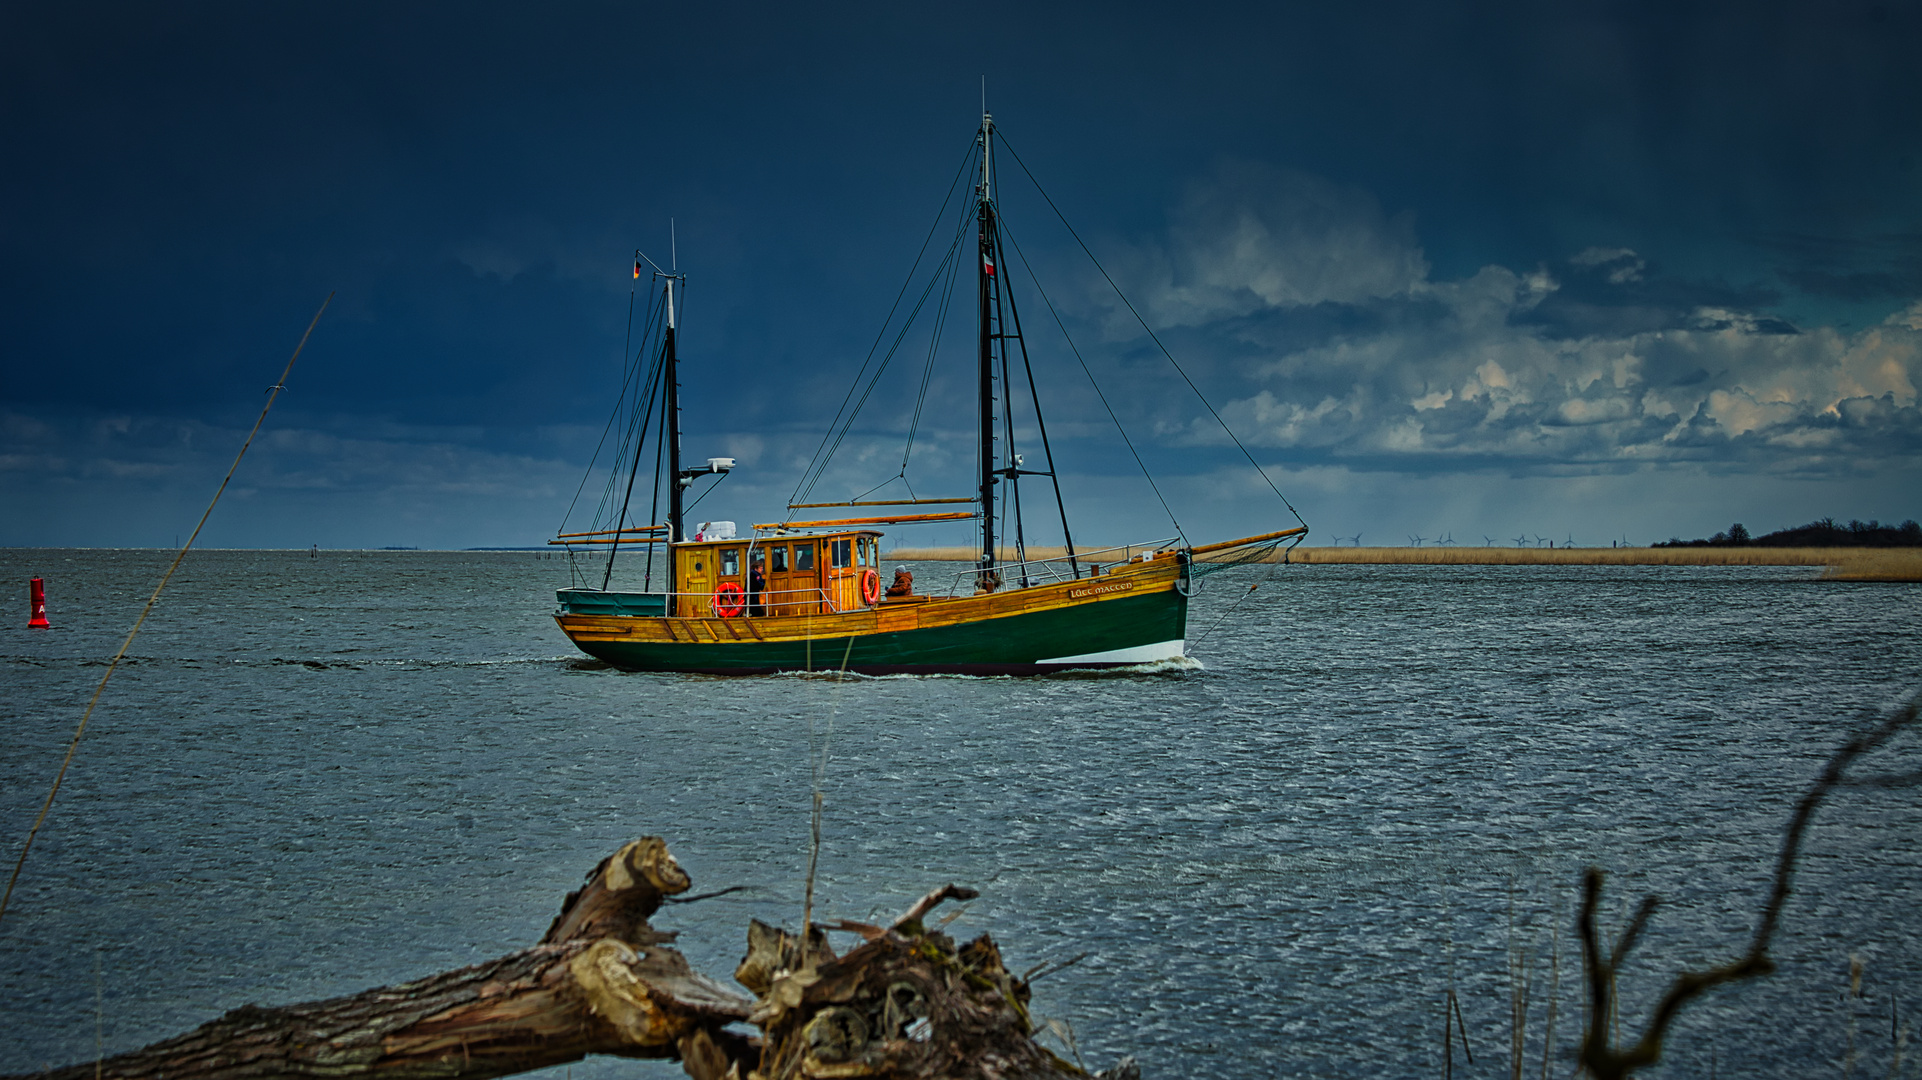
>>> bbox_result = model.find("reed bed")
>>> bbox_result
[881,544,1922,580]
[1820,550,1922,581]
[1294,545,1828,565]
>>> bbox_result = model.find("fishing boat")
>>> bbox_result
[550,112,1306,674]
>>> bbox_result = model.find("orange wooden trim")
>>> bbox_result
[1186,526,1309,556]
[787,498,978,509]
[552,526,666,539]
[548,538,669,546]
[757,511,979,529]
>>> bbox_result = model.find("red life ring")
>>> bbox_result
[710,581,746,617]
[859,567,881,606]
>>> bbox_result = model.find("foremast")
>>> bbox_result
[663,276,684,545]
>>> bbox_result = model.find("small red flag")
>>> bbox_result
[983,254,996,276]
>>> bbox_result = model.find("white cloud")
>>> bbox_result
[1570,246,1646,283]
[1115,181,1922,471]
[1111,162,1430,328]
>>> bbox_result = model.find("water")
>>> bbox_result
[2,549,1919,1078]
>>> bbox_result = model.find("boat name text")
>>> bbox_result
[1068,581,1136,599]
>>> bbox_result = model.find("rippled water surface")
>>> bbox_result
[3,548,1920,1078]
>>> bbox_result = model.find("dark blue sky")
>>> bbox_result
[4,1,1918,548]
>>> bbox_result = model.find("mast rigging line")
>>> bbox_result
[983,139,1079,574]
[604,274,684,588]
[992,129,1308,532]
[995,216,1185,544]
[560,282,667,540]
[789,136,980,512]
[896,211,969,482]
[596,294,668,532]
[1,292,334,929]
[792,203,975,511]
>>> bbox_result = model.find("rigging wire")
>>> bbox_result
[789,138,979,510]
[896,216,968,479]
[644,365,670,588]
[997,218,1185,542]
[792,203,975,508]
[579,286,667,535]
[994,218,1081,573]
[993,129,1308,531]
[1188,544,1297,649]
[603,293,673,590]
[682,469,729,516]
[560,283,663,535]
[0,293,333,929]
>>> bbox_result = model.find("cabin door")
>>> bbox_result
[769,540,820,616]
[678,548,712,618]
[827,536,857,611]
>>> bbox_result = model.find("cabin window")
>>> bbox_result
[856,539,869,568]
[832,538,852,569]
[749,547,765,570]
[721,548,740,577]
[794,543,815,571]
[772,545,788,573]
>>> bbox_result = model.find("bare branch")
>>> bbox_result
[1576,692,1922,1080]
[891,883,981,931]
[1609,895,1659,971]
[1578,868,1613,1076]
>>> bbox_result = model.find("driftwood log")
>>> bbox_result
[8,838,1133,1080]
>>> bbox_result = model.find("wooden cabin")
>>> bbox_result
[671,530,885,617]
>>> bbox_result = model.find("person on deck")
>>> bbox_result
[748,564,767,617]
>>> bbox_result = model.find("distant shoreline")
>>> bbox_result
[882,545,1922,581]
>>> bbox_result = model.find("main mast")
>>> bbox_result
[976,111,998,586]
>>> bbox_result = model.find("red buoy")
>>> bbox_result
[28,577,50,628]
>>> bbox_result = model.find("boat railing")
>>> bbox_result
[560,583,851,617]
[928,538,1182,598]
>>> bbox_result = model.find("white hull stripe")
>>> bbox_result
[1036,639,1186,666]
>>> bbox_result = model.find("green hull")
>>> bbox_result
[560,587,1188,675]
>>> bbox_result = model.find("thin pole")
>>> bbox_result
[976,111,997,583]
[0,293,333,928]
[664,279,684,546]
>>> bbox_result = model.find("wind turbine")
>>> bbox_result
[1565,533,1576,549]
[1534,535,1549,548]
[1512,534,1529,548]
[1483,535,1497,547]
[1408,533,1427,547]
[1438,532,1457,547]
[1338,533,1363,547]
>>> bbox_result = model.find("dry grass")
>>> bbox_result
[1819,550,1922,581]
[1291,545,1832,566]
[881,544,1922,580]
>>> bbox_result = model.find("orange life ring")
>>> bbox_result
[710,581,746,617]
[859,567,881,606]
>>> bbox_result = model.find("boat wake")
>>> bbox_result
[1049,655,1204,678]
[761,655,1205,681]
